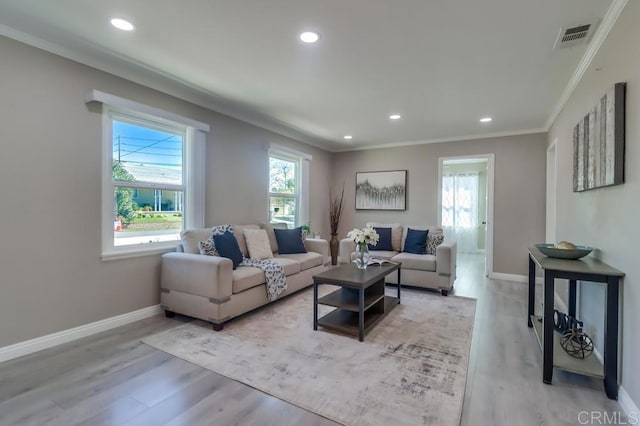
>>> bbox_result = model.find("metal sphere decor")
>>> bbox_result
[560,329,594,359]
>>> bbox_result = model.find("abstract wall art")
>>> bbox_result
[355,170,407,210]
[573,82,626,192]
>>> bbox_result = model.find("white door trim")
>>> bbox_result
[438,154,495,276]
[546,140,557,243]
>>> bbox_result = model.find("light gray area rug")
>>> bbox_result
[143,287,476,426]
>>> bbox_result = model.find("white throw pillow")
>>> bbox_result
[244,229,274,260]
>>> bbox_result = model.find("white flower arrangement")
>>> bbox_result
[347,226,380,247]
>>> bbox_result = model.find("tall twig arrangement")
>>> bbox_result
[329,185,345,235]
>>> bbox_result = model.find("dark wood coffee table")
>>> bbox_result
[313,263,401,342]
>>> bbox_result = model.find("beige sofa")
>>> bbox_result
[161,223,329,330]
[338,223,456,295]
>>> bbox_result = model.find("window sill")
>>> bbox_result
[102,242,177,261]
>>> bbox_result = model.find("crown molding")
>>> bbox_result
[0,23,337,152]
[1,0,628,155]
[544,0,628,131]
[333,128,547,153]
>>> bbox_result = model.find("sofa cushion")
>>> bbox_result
[277,252,323,271]
[369,227,393,251]
[271,257,302,276]
[391,252,437,272]
[401,226,442,251]
[232,266,266,293]
[261,222,288,253]
[231,258,300,294]
[404,228,429,254]
[427,233,445,255]
[367,222,403,251]
[231,224,260,257]
[213,231,244,270]
[198,238,218,256]
[274,227,307,254]
[244,229,274,260]
[181,225,233,254]
[368,250,399,261]
[180,228,215,254]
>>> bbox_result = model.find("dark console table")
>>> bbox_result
[527,246,624,399]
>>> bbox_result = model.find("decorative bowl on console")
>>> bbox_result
[535,243,594,260]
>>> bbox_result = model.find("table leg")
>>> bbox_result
[528,255,535,327]
[313,281,318,331]
[543,272,554,384]
[568,280,577,318]
[359,287,365,342]
[603,276,619,400]
[397,268,401,303]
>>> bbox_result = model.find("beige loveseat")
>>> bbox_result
[161,224,329,330]
[338,223,456,295]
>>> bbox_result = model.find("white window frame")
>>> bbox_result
[86,90,208,260]
[268,145,311,228]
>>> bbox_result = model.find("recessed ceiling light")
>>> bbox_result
[479,117,493,123]
[299,32,319,43]
[389,114,401,120]
[110,18,134,31]
[343,135,353,140]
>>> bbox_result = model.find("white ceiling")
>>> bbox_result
[0,0,615,151]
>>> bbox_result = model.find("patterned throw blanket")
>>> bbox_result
[240,258,287,301]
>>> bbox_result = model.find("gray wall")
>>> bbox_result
[331,133,547,275]
[547,0,640,406]
[0,36,331,347]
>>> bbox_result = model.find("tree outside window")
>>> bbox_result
[269,156,298,228]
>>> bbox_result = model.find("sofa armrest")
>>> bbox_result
[436,241,457,278]
[338,238,356,264]
[304,238,329,262]
[161,252,233,301]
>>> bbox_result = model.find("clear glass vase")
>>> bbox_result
[351,243,370,270]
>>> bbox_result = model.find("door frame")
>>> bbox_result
[546,140,557,243]
[438,153,495,277]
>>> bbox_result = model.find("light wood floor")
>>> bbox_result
[0,254,623,425]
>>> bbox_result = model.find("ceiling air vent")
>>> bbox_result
[554,20,600,50]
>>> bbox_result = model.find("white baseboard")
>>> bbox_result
[620,386,640,419]
[489,272,526,282]
[489,272,543,284]
[0,305,162,363]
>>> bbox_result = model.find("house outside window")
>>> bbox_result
[269,155,298,228]
[88,90,208,260]
[268,147,311,230]
[111,117,186,247]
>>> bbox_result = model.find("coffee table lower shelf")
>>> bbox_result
[530,315,603,378]
[317,296,398,337]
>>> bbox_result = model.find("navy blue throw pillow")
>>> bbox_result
[403,228,429,254]
[274,227,307,254]
[369,227,393,251]
[213,231,244,269]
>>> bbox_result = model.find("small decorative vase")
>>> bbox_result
[351,243,370,270]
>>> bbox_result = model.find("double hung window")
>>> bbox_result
[88,90,208,259]
[268,147,311,229]
[111,114,186,247]
[269,154,299,228]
